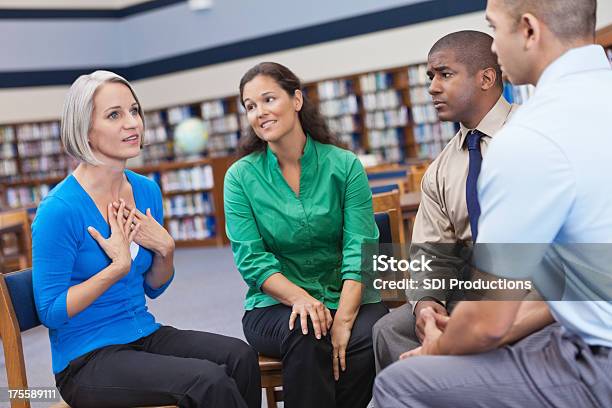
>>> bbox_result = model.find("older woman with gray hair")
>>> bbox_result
[32,70,260,408]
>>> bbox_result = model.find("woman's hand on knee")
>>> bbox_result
[288,296,333,339]
[330,321,351,381]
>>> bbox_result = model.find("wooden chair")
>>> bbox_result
[0,268,176,408]
[372,190,407,308]
[259,355,283,408]
[0,209,32,273]
[406,162,430,192]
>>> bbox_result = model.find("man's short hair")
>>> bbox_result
[61,70,145,166]
[428,30,503,89]
[502,0,597,41]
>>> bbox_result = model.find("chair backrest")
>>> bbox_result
[371,183,400,195]
[0,268,39,408]
[0,208,33,270]
[372,190,404,244]
[372,191,407,307]
[406,162,430,192]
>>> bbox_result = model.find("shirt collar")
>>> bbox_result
[266,133,315,173]
[536,45,610,91]
[458,95,512,150]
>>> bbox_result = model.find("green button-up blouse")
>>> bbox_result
[224,136,380,310]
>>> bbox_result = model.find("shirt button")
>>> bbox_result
[305,260,312,265]
[138,329,143,334]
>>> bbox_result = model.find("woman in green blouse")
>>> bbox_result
[224,62,388,408]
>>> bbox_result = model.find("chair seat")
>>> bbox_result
[258,354,283,371]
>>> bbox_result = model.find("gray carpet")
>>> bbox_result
[0,246,276,407]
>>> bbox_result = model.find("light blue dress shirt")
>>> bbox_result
[476,45,612,347]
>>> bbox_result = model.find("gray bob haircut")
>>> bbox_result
[61,70,145,165]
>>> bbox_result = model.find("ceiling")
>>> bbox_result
[0,0,156,9]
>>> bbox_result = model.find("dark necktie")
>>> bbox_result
[466,130,484,241]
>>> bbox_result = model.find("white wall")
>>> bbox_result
[2,3,611,124]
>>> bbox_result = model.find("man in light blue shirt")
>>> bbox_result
[374,1,612,406]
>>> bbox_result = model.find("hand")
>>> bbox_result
[288,295,333,340]
[414,299,448,342]
[330,320,351,381]
[88,201,140,278]
[400,307,443,359]
[113,199,175,256]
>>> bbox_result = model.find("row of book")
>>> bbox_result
[16,122,61,141]
[413,122,457,144]
[319,95,359,117]
[167,216,216,241]
[317,80,354,101]
[365,107,409,130]
[359,72,395,93]
[411,104,439,125]
[362,90,402,111]
[208,133,239,153]
[144,125,169,144]
[409,86,432,105]
[327,115,359,134]
[408,64,429,87]
[167,106,194,125]
[163,192,214,218]
[4,184,52,208]
[201,100,230,120]
[1,142,15,159]
[368,128,403,149]
[503,83,536,105]
[21,155,73,174]
[0,159,18,177]
[0,126,15,143]
[17,140,63,158]
[203,115,240,134]
[141,144,172,163]
[159,165,214,192]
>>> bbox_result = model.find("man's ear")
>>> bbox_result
[520,13,540,51]
[294,89,304,112]
[480,67,497,91]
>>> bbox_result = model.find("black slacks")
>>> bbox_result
[243,302,388,408]
[55,326,261,408]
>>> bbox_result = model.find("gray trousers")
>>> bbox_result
[374,323,612,407]
[372,304,420,372]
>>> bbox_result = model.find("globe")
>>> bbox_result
[174,118,209,155]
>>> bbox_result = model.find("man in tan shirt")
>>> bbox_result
[372,30,519,371]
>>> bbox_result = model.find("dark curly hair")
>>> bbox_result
[238,62,343,157]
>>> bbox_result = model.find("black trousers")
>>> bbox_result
[243,302,388,408]
[55,326,261,408]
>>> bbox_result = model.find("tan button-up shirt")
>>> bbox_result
[408,96,519,307]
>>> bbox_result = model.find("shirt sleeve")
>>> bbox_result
[407,165,469,308]
[32,197,80,329]
[224,164,282,290]
[341,154,379,282]
[475,125,575,279]
[143,179,174,298]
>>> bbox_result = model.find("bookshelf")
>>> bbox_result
[2,61,459,247]
[596,24,612,62]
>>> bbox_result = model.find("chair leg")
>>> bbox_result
[265,387,277,408]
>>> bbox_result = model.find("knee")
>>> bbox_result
[227,338,259,370]
[284,322,331,355]
[372,311,398,342]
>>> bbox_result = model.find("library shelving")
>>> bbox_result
[0,155,234,247]
[596,24,612,62]
[2,61,460,247]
